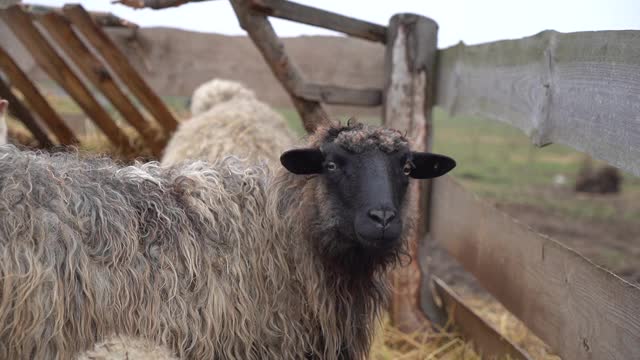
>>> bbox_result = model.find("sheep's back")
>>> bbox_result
[162,99,296,167]
[0,146,274,359]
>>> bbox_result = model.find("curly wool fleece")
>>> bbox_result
[310,121,409,153]
[162,79,296,167]
[0,122,414,360]
[189,78,257,116]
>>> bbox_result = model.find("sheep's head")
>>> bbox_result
[280,122,455,271]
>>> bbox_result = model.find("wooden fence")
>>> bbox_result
[225,1,640,359]
[0,4,178,156]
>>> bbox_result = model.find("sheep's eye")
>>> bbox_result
[403,161,413,176]
[326,162,337,171]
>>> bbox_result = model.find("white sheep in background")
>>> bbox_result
[161,79,296,167]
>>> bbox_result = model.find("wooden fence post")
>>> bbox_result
[383,13,438,332]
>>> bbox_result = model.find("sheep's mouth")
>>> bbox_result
[354,230,401,250]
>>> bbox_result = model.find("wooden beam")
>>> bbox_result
[436,30,640,176]
[63,5,178,135]
[429,176,640,360]
[0,46,78,145]
[295,83,382,106]
[24,4,138,28]
[112,0,212,10]
[432,277,531,360]
[1,6,133,153]
[38,12,164,156]
[0,78,53,148]
[230,0,330,133]
[249,0,386,43]
[383,13,438,332]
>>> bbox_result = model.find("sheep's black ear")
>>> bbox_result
[409,152,456,179]
[280,148,324,175]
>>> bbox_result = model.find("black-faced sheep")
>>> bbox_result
[161,79,296,166]
[0,99,7,145]
[0,122,455,360]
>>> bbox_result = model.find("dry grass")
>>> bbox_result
[6,115,160,162]
[457,292,560,360]
[79,127,158,162]
[371,286,563,360]
[370,315,481,360]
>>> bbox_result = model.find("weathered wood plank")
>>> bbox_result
[383,13,438,332]
[24,4,138,28]
[63,5,178,134]
[429,176,640,360]
[230,0,330,133]
[432,277,531,360]
[38,12,164,156]
[436,30,640,176]
[249,0,386,43]
[295,83,382,106]
[0,77,53,147]
[1,6,133,152]
[0,46,78,145]
[113,0,212,10]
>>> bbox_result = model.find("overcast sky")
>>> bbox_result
[28,0,640,47]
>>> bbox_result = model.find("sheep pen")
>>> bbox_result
[161,79,296,167]
[0,121,455,359]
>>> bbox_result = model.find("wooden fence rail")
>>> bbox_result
[24,4,138,28]
[1,6,134,153]
[0,77,53,147]
[38,12,164,155]
[230,0,331,133]
[0,46,78,145]
[0,4,178,155]
[249,0,387,43]
[432,277,531,360]
[295,83,382,107]
[435,29,640,176]
[63,5,179,135]
[429,176,640,360]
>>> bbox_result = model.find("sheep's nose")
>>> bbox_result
[368,208,396,228]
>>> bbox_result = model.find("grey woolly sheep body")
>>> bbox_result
[0,122,448,360]
[162,79,296,167]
